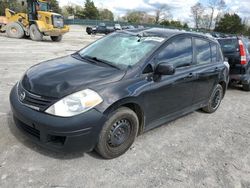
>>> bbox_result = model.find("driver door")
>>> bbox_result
[143,36,197,130]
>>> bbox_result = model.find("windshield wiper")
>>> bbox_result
[82,55,119,69]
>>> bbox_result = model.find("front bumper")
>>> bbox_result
[43,25,70,36]
[9,84,106,153]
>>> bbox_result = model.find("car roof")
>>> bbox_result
[122,27,217,42]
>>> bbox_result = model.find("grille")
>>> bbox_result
[52,15,64,28]
[17,84,56,111]
[15,117,40,139]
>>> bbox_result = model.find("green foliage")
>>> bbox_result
[126,11,146,23]
[160,20,189,29]
[214,13,244,34]
[75,5,85,19]
[61,5,75,18]
[99,9,114,21]
[83,0,99,19]
[0,0,27,16]
[49,0,61,14]
[0,0,61,16]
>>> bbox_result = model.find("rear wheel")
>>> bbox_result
[29,24,43,41]
[6,22,24,39]
[96,107,139,159]
[51,35,62,42]
[202,84,223,113]
[242,82,250,91]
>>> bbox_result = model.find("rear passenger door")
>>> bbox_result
[192,38,221,104]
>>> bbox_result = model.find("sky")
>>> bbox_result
[58,0,250,25]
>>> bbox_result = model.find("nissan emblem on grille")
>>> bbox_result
[19,91,26,102]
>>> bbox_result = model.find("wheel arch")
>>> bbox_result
[219,80,227,97]
[7,21,25,30]
[34,20,47,33]
[103,98,145,135]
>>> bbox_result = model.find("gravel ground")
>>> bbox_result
[0,25,250,188]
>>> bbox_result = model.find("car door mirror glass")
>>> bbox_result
[155,63,175,75]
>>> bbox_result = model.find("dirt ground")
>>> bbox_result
[0,25,250,188]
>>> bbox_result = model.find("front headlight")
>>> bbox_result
[45,89,103,117]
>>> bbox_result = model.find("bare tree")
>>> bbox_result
[207,0,226,30]
[191,3,204,29]
[155,5,171,24]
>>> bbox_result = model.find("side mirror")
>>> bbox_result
[224,57,228,62]
[155,63,175,75]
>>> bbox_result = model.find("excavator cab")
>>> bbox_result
[1,0,69,41]
[27,0,49,20]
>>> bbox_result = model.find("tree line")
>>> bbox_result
[61,1,188,29]
[1,0,250,35]
[190,0,250,35]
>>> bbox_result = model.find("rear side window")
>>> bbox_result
[157,37,192,67]
[218,39,239,53]
[195,39,211,64]
[211,43,217,62]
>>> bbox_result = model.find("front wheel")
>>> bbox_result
[95,107,139,159]
[29,24,43,41]
[51,35,62,42]
[202,84,223,113]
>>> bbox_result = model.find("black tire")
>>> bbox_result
[242,82,250,91]
[51,35,62,42]
[96,107,139,159]
[202,84,223,113]
[6,22,24,39]
[29,24,43,41]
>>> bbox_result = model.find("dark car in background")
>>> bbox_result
[122,25,135,30]
[218,37,250,91]
[86,23,115,35]
[10,28,228,159]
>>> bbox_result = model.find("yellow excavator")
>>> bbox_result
[0,0,69,41]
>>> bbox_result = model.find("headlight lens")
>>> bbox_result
[45,89,103,117]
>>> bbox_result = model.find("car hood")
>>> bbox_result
[21,55,125,98]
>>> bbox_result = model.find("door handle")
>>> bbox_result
[215,67,219,71]
[187,73,193,78]
[184,73,193,80]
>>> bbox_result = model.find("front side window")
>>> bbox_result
[157,37,193,67]
[37,2,49,11]
[195,39,211,65]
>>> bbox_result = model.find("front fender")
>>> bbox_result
[35,20,47,32]
[93,76,149,114]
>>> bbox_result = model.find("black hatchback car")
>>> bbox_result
[10,28,229,159]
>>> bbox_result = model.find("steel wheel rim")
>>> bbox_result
[211,89,221,109]
[108,119,131,147]
[11,27,17,33]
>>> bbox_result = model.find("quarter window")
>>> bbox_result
[157,37,193,67]
[211,43,217,62]
[195,39,211,64]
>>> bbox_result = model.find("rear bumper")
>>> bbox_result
[230,74,250,85]
[10,84,106,153]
